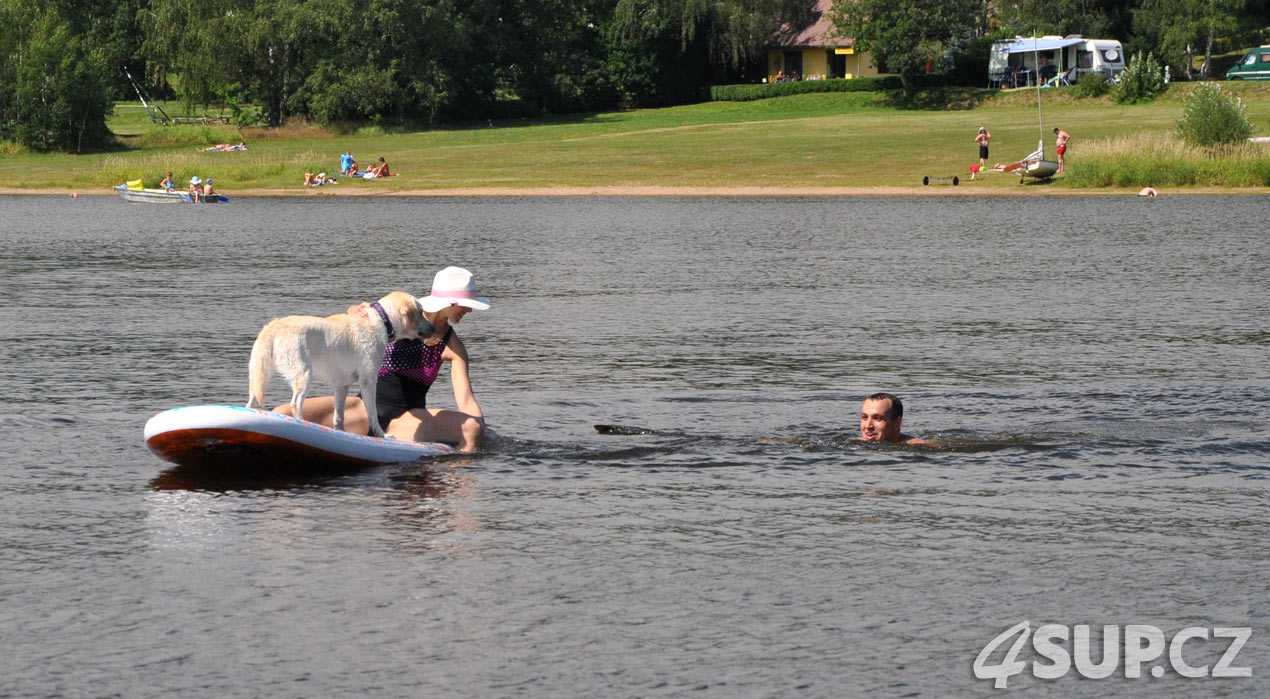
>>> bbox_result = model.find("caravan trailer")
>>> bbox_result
[990,36,1126,88]
[1077,39,1127,79]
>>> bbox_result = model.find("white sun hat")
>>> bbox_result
[420,266,491,312]
[190,176,201,185]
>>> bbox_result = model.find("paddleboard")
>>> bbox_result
[144,404,454,469]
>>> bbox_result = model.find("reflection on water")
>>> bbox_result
[150,464,360,491]
[146,463,483,558]
[2,194,1268,697]
[378,463,484,554]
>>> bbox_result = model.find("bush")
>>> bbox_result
[1176,82,1254,149]
[1113,52,1166,104]
[0,139,27,156]
[229,101,263,128]
[711,76,901,102]
[1072,72,1112,99]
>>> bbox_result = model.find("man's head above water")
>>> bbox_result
[860,393,903,442]
[859,393,928,445]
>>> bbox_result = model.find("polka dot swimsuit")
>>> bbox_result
[379,327,452,385]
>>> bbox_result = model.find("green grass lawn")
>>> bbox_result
[3,83,1269,193]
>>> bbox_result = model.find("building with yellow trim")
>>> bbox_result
[766,0,892,81]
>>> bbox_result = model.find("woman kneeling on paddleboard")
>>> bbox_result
[274,266,490,452]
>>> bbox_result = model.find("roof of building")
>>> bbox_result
[769,0,853,49]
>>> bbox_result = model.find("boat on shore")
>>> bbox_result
[1018,36,1060,182]
[114,183,227,203]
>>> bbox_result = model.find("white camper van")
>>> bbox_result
[990,36,1126,88]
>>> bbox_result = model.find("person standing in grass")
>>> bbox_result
[975,127,992,168]
[1054,127,1071,174]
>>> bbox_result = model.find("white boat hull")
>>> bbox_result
[1024,160,1059,179]
[114,186,223,203]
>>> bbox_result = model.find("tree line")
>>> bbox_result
[2,0,1266,152]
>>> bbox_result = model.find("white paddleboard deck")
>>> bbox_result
[145,404,454,469]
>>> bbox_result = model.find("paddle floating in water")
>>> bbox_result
[594,424,665,435]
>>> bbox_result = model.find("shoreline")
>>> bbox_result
[4,185,1266,197]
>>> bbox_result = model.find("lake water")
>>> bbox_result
[1,193,1267,697]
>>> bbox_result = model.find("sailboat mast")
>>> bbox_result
[1034,35,1045,157]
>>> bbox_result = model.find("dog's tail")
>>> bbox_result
[246,334,272,410]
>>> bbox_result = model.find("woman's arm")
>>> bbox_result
[442,333,483,421]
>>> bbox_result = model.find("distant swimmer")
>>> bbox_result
[1138,186,1158,198]
[859,392,929,445]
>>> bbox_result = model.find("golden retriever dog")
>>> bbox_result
[246,291,423,437]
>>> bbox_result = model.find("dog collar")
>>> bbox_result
[369,301,395,340]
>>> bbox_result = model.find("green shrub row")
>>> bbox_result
[710,76,903,101]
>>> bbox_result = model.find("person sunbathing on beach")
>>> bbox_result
[304,172,338,186]
[971,161,1021,179]
[202,141,247,152]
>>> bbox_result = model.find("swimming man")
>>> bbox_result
[859,392,928,445]
[759,392,930,446]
